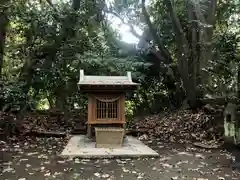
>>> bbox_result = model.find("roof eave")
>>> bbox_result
[77,83,140,86]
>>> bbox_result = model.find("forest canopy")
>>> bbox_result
[0,0,239,114]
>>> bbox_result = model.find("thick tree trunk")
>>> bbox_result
[54,82,69,110]
[163,0,218,109]
[164,0,200,108]
[0,9,8,77]
[237,63,240,99]
[199,0,217,88]
[186,1,199,107]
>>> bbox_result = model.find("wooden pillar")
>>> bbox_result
[120,94,125,123]
[87,94,93,138]
[120,94,126,138]
[123,123,126,139]
[87,124,92,138]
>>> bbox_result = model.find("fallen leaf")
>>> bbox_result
[94,172,101,177]
[26,164,31,168]
[3,167,15,173]
[152,167,157,171]
[102,174,110,178]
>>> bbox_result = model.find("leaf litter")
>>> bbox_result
[131,109,223,147]
[1,110,240,179]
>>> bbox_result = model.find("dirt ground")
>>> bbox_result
[1,137,240,180]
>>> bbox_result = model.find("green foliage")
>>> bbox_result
[133,77,178,114]
[207,3,240,97]
[0,0,150,113]
[125,100,135,127]
[0,80,29,110]
[36,98,50,110]
[1,0,240,115]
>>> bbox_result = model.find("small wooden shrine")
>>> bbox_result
[77,70,139,144]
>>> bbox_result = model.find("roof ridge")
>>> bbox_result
[78,69,139,86]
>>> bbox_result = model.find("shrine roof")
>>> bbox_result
[77,70,139,86]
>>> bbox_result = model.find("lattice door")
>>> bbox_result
[95,95,120,120]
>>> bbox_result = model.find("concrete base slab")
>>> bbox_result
[60,135,159,158]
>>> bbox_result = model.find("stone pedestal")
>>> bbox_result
[95,127,124,148]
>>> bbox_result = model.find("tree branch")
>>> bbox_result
[101,22,138,55]
[141,0,172,63]
[189,0,206,24]
[44,0,59,14]
[105,10,142,39]
[163,0,189,55]
[163,0,192,99]
[206,0,217,24]
[189,0,216,29]
[163,0,184,36]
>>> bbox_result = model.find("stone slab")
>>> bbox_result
[60,135,159,158]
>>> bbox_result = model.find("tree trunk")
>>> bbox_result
[237,63,240,99]
[54,82,68,110]
[141,0,172,63]
[199,0,217,88]
[164,0,200,108]
[47,96,55,109]
[72,0,81,10]
[186,1,199,108]
[163,0,218,109]
[0,8,8,77]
